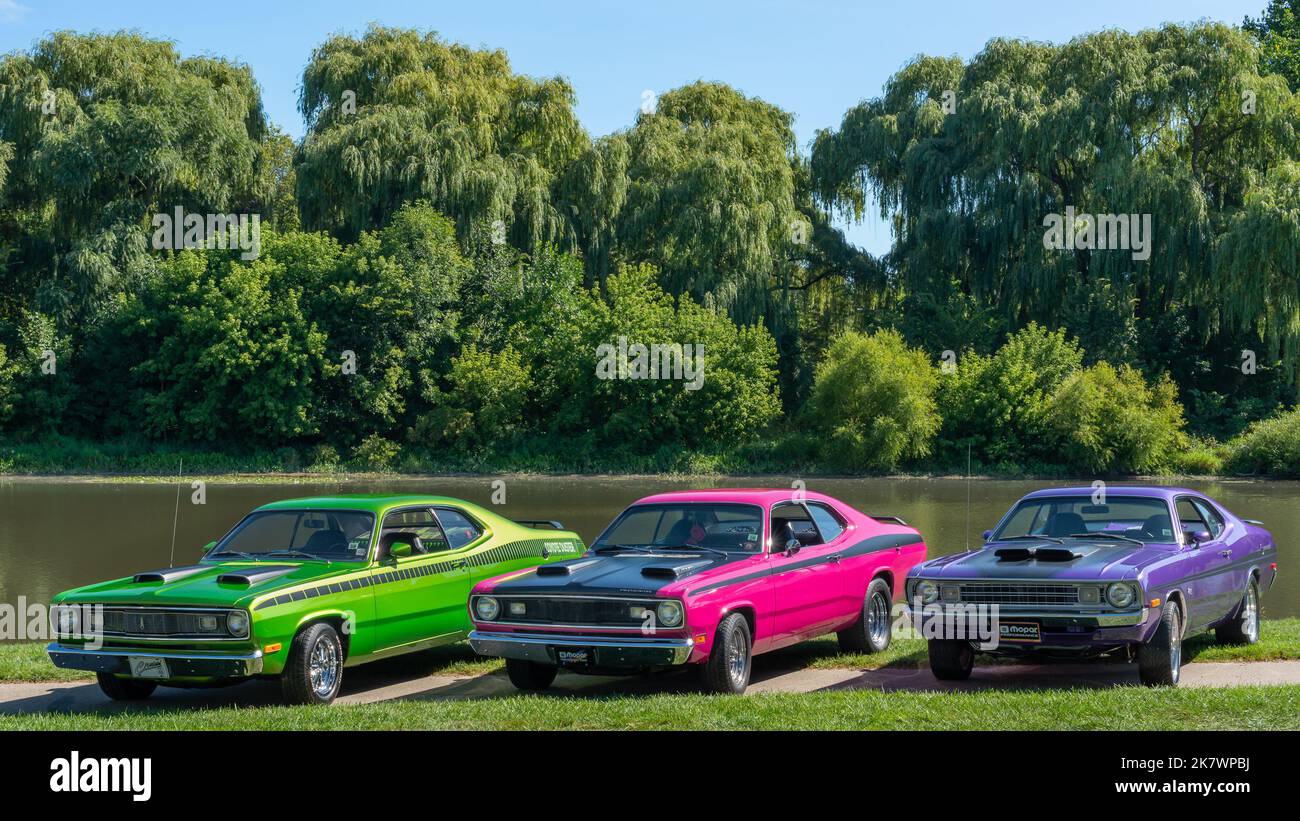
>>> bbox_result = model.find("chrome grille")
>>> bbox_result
[956,583,1080,605]
[97,607,233,639]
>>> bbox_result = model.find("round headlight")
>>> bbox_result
[226,610,250,637]
[916,580,939,605]
[1105,583,1136,609]
[656,601,684,628]
[475,596,500,621]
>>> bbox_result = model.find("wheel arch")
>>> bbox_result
[293,610,353,659]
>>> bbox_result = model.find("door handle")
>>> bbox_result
[1219,550,1232,559]
[828,553,842,563]
[450,559,468,569]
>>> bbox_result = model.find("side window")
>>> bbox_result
[1192,499,1225,538]
[435,508,482,550]
[380,508,448,555]
[1175,498,1208,541]
[807,503,845,542]
[770,503,821,550]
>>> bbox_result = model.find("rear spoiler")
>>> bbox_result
[870,514,909,526]
[514,519,565,530]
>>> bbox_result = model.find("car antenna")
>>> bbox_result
[168,458,183,568]
[965,444,972,552]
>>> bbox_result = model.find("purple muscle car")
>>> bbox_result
[905,486,1279,686]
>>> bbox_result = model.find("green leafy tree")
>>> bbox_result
[1246,0,1300,90]
[1226,406,1300,475]
[809,329,940,470]
[296,26,587,249]
[1041,363,1187,474]
[0,31,268,330]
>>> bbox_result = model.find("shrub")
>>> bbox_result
[809,329,939,470]
[1041,363,1186,474]
[350,434,401,472]
[1225,408,1300,476]
[1168,438,1226,475]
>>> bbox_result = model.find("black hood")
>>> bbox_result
[492,550,744,596]
[930,538,1170,581]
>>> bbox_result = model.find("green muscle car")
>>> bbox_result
[47,494,583,705]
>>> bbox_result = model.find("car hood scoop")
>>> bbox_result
[536,559,600,577]
[641,561,713,579]
[994,546,1083,562]
[216,565,298,586]
[132,565,210,584]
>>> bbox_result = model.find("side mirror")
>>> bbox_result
[1189,530,1212,545]
[783,539,802,556]
[389,541,413,559]
[981,530,992,541]
[201,540,216,557]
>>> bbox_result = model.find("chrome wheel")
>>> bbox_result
[726,625,748,687]
[1243,584,1259,642]
[309,635,340,698]
[868,590,890,647]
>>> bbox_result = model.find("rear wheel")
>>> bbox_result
[701,613,752,694]
[1138,600,1182,686]
[96,672,157,701]
[281,622,344,705]
[928,639,974,680]
[1215,578,1260,645]
[505,659,558,691]
[838,577,893,653]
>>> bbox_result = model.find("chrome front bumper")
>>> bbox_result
[469,631,694,667]
[904,605,1148,627]
[47,643,264,678]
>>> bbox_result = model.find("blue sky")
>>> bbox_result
[0,0,1268,253]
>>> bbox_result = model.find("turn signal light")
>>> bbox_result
[694,633,707,644]
[1149,598,1161,608]
[264,643,282,654]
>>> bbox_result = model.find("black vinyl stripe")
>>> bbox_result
[688,534,921,596]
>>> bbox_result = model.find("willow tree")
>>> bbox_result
[811,23,1300,393]
[0,31,269,330]
[296,26,588,250]
[560,82,805,323]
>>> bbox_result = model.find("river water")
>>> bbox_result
[1,476,1294,618]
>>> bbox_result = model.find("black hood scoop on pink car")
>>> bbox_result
[995,546,1083,562]
[641,561,714,580]
[216,565,298,586]
[132,565,209,584]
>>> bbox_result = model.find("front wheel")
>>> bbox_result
[281,622,344,705]
[928,639,974,680]
[838,577,894,653]
[701,613,752,694]
[505,658,558,691]
[96,672,157,701]
[1138,600,1182,687]
[1215,578,1260,645]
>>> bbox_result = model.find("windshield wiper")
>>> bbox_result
[265,550,331,563]
[995,534,1064,544]
[1066,532,1145,547]
[592,544,652,554]
[659,544,729,558]
[209,550,259,560]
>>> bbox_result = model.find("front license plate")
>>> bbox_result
[127,656,170,679]
[555,648,592,667]
[999,621,1041,643]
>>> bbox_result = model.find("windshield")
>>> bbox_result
[209,510,375,562]
[993,496,1175,543]
[594,503,763,553]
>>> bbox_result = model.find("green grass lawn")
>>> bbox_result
[2,685,1296,731]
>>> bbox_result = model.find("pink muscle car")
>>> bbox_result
[468,489,928,694]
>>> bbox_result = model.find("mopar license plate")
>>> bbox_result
[127,656,170,679]
[555,648,592,667]
[998,621,1041,643]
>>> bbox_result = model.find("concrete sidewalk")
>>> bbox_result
[3,657,1298,715]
